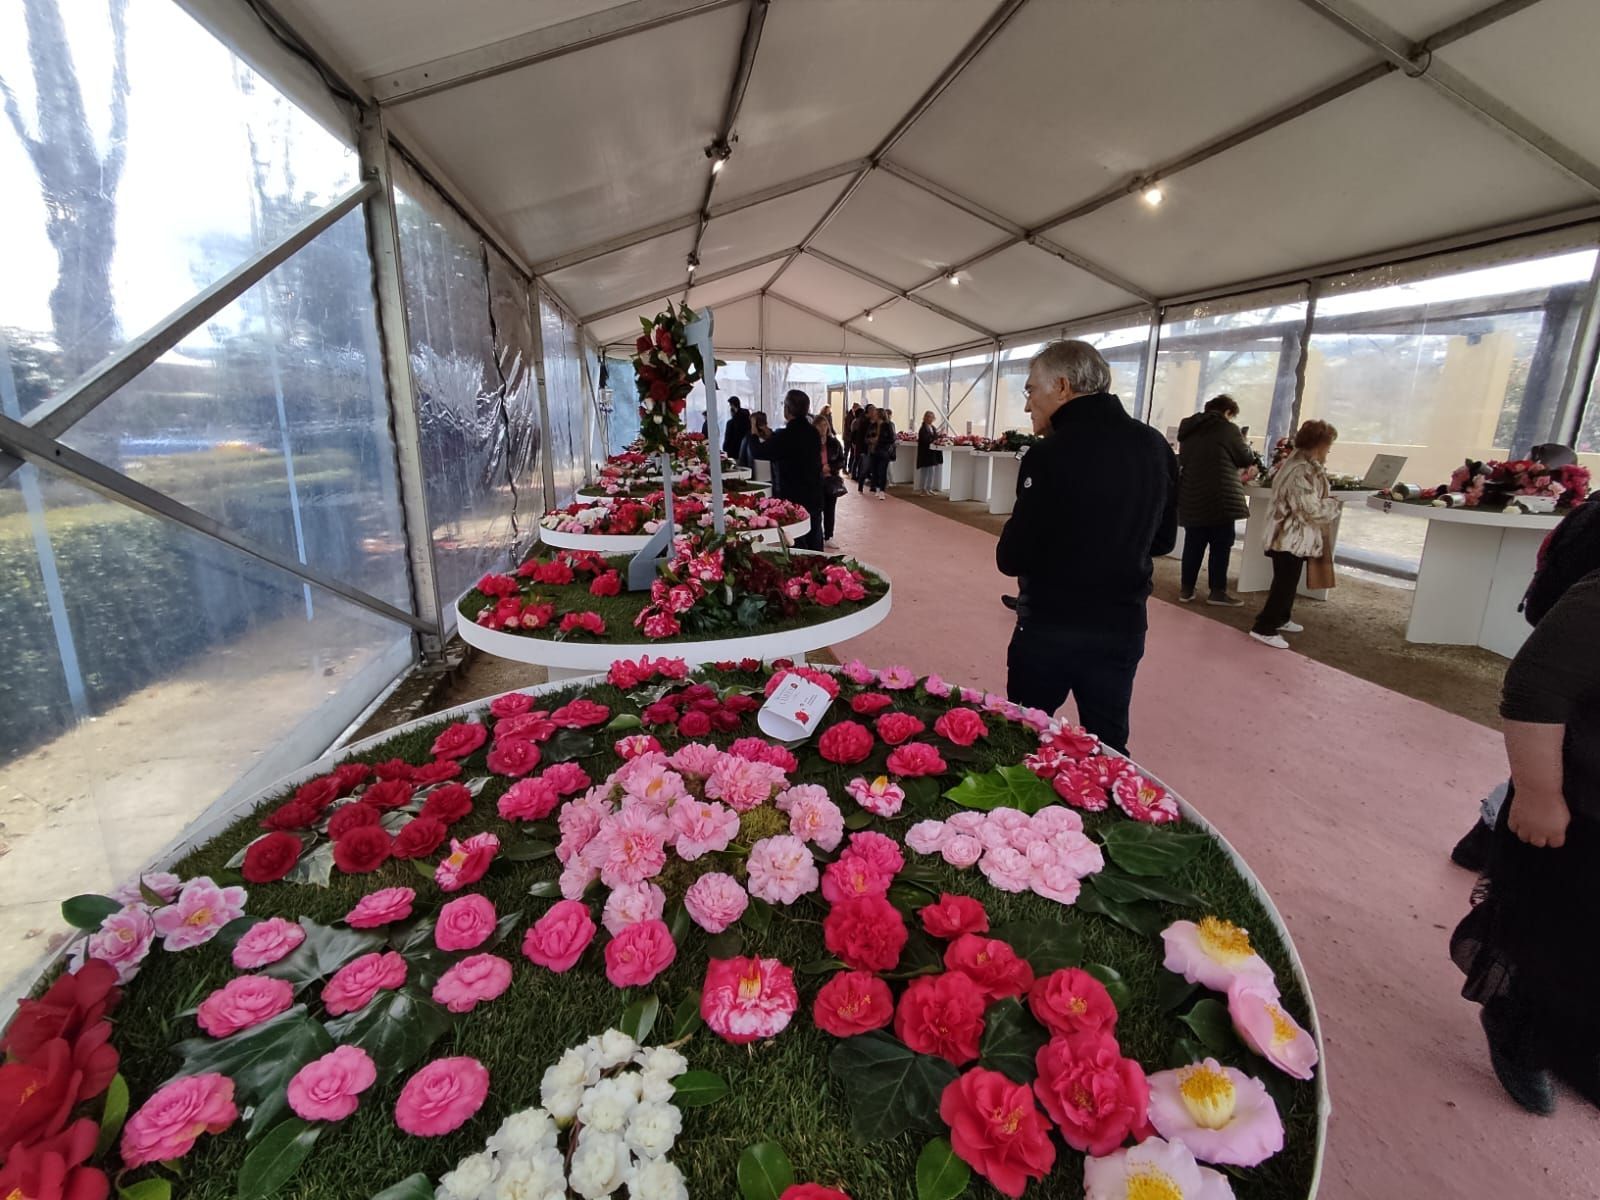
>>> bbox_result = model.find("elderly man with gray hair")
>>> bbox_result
[995,340,1177,754]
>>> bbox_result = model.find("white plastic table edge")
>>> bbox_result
[1363,494,1564,529]
[538,516,811,553]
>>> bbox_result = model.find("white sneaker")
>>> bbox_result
[1278,621,1304,634]
[1249,631,1290,650]
[876,492,887,500]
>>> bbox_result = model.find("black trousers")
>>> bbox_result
[799,503,825,550]
[1180,523,1235,595]
[867,454,891,492]
[819,490,837,541]
[1250,551,1305,634]
[1005,621,1146,755]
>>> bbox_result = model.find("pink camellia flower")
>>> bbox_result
[1018,707,1053,733]
[840,659,876,685]
[616,733,664,759]
[195,975,295,1038]
[1111,775,1181,825]
[905,819,949,855]
[945,934,1034,1001]
[774,782,827,814]
[941,834,984,869]
[1030,806,1085,836]
[979,846,1033,894]
[522,900,596,972]
[730,738,800,773]
[887,742,947,778]
[583,807,670,887]
[551,698,610,729]
[233,917,306,970]
[152,877,247,952]
[559,860,600,900]
[788,791,846,852]
[394,1057,490,1137]
[934,708,988,747]
[543,762,592,797]
[1033,1030,1150,1157]
[322,951,407,1016]
[923,673,953,698]
[617,761,689,815]
[1227,983,1319,1080]
[1162,919,1277,993]
[701,956,798,1044]
[287,1046,377,1123]
[488,692,535,718]
[878,665,916,690]
[1146,1059,1284,1167]
[487,736,542,778]
[958,686,983,705]
[432,953,514,1014]
[705,754,788,813]
[495,712,556,744]
[121,1073,238,1167]
[431,722,488,761]
[1081,1137,1236,1200]
[604,919,677,987]
[436,833,500,893]
[556,794,612,863]
[746,835,819,905]
[846,775,905,818]
[875,712,926,746]
[344,887,416,929]
[1029,968,1119,1039]
[110,871,182,907]
[498,777,560,822]
[668,798,741,861]
[86,905,157,983]
[435,894,497,952]
[669,742,723,779]
[684,872,748,933]
[602,881,667,935]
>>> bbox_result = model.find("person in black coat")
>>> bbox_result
[915,411,943,495]
[866,413,896,498]
[996,340,1177,754]
[1176,394,1255,605]
[722,397,751,463]
[753,390,825,550]
[815,413,846,547]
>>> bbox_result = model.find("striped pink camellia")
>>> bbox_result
[701,955,797,1045]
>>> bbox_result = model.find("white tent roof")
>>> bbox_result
[269,0,1600,357]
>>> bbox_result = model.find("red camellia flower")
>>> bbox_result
[812,970,894,1038]
[814,583,844,607]
[940,1068,1056,1198]
[431,722,489,760]
[326,803,381,839]
[944,934,1034,1002]
[849,692,894,716]
[780,1187,851,1200]
[1032,1030,1149,1157]
[294,776,341,810]
[818,721,874,765]
[361,779,415,812]
[411,759,463,785]
[531,560,575,586]
[242,832,303,884]
[495,712,557,744]
[551,699,611,729]
[0,963,119,1062]
[486,737,542,778]
[677,710,714,738]
[333,825,393,874]
[886,742,947,778]
[920,893,990,940]
[420,783,474,825]
[589,570,622,597]
[331,762,372,794]
[391,817,449,860]
[476,572,519,598]
[488,692,535,719]
[559,611,607,636]
[895,972,987,1065]
[1028,968,1119,1039]
[261,799,320,832]
[933,708,988,747]
[0,1116,106,1200]
[875,712,926,746]
[373,758,416,781]
[822,896,907,973]
[0,1039,81,1157]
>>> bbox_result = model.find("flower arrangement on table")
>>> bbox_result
[951,435,993,450]
[580,468,769,502]
[1378,458,1591,512]
[994,430,1041,454]
[460,533,887,642]
[1255,439,1364,492]
[12,655,1321,1200]
[633,304,715,457]
[542,495,809,539]
[599,454,743,488]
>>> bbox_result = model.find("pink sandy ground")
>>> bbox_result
[824,489,1600,1199]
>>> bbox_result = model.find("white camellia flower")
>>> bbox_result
[628,1158,689,1200]
[633,1047,688,1080]
[567,1130,630,1199]
[486,1107,559,1159]
[543,1049,599,1097]
[614,1070,644,1103]
[639,1071,676,1104]
[436,1150,497,1200]
[491,1152,566,1200]
[624,1101,683,1160]
[576,1076,637,1134]
[595,1029,638,1069]
[543,1085,583,1123]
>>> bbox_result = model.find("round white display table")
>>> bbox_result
[986,452,1022,515]
[596,466,752,486]
[1365,495,1561,657]
[456,559,893,679]
[946,447,978,502]
[1236,489,1374,600]
[538,516,810,554]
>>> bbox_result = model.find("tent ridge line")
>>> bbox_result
[579,247,799,323]
[805,249,997,339]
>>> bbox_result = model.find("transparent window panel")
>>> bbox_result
[685,358,759,447]
[0,470,413,1000]
[539,293,588,503]
[54,211,410,608]
[844,364,913,433]
[915,361,949,430]
[601,357,642,455]
[1151,302,1308,451]
[945,353,994,436]
[488,251,544,520]
[995,343,1044,435]
[0,0,356,399]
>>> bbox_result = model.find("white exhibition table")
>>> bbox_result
[1236,488,1374,601]
[538,516,810,553]
[890,451,915,486]
[984,452,1022,515]
[1364,495,1560,657]
[946,446,979,502]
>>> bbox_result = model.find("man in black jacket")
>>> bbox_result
[996,341,1177,753]
[721,397,751,463]
[1176,394,1254,605]
[754,390,824,550]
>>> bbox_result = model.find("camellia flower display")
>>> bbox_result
[12,659,1322,1199]
[541,492,809,540]
[632,302,711,456]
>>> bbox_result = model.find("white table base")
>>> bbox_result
[987,454,1021,515]
[890,454,915,486]
[971,455,993,505]
[947,449,977,502]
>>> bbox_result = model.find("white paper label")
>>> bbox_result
[756,675,834,742]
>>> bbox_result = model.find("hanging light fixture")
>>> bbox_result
[705,138,733,174]
[946,272,960,287]
[865,310,874,322]
[1141,183,1165,207]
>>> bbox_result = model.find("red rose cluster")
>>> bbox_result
[639,682,757,738]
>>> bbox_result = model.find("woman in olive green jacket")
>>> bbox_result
[1176,394,1255,604]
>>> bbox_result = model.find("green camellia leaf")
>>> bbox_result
[1168,1036,1207,1069]
[1157,971,1200,1013]
[501,839,555,863]
[212,915,261,954]
[899,775,942,814]
[668,902,692,944]
[736,1141,795,1200]
[1085,964,1133,1011]
[543,730,599,763]
[1180,998,1242,1056]
[743,896,773,935]
[261,918,384,991]
[843,809,875,831]
[118,1180,172,1200]
[95,1073,129,1158]
[707,928,744,959]
[669,1069,728,1107]
[943,765,1054,814]
[671,991,703,1040]
[282,841,336,888]
[169,1006,334,1138]
[322,987,453,1086]
[236,1118,321,1200]
[528,879,563,898]
[369,1174,434,1200]
[61,894,121,931]
[978,998,1049,1084]
[828,1032,960,1141]
[605,712,644,732]
[991,921,1083,973]
[798,958,847,975]
[412,859,438,882]
[916,1137,971,1200]
[1089,870,1204,908]
[1097,823,1208,877]
[620,994,660,1043]
[1076,880,1166,937]
[137,878,170,908]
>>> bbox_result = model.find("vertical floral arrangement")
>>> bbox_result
[633,303,707,457]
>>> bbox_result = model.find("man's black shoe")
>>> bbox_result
[1451,820,1493,871]
[1481,1009,1556,1115]
[1001,594,1018,611]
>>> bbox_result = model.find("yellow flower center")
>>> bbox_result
[737,971,762,1001]
[989,1105,1024,1136]
[185,906,213,927]
[871,775,890,793]
[1178,1064,1237,1130]
[1126,1169,1185,1200]
[1196,916,1255,965]
[17,1082,39,1104]
[1268,1004,1299,1047]
[6,1186,25,1200]
[1068,996,1088,1016]
[446,851,467,869]
[116,926,135,943]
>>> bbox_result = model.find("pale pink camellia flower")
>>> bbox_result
[344,886,416,929]
[617,761,690,816]
[322,950,407,1016]
[582,807,670,887]
[522,899,596,972]
[395,1056,490,1137]
[1162,919,1277,993]
[556,793,613,863]
[840,659,876,685]
[846,775,905,818]
[121,1072,238,1168]
[905,819,949,856]
[432,953,514,1014]
[152,877,248,952]
[683,872,748,933]
[602,881,667,935]
[774,782,828,814]
[110,871,183,907]
[498,778,560,822]
[559,860,601,900]
[669,742,723,779]
[287,1045,377,1123]
[435,893,497,952]
[978,846,1032,894]
[923,673,953,698]
[941,833,984,869]
[1146,1059,1285,1168]
[958,687,984,705]
[981,692,1012,714]
[746,835,819,905]
[946,811,986,836]
[1019,707,1053,734]
[616,733,664,760]
[700,955,799,1045]
[878,665,917,690]
[86,905,157,983]
[1030,806,1085,837]
[196,974,295,1038]
[1047,829,1104,879]
[667,798,740,861]
[1227,982,1319,1080]
[1031,865,1084,906]
[233,917,306,970]
[787,792,846,852]
[1111,775,1181,825]
[987,807,1031,836]
[436,832,500,893]
[705,754,788,813]
[604,918,677,987]
[1081,1136,1236,1200]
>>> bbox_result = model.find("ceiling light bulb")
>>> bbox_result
[1142,185,1165,207]
[711,157,725,174]
[865,311,874,322]
[687,261,698,274]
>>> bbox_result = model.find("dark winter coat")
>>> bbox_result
[916,424,943,469]
[1176,411,1254,526]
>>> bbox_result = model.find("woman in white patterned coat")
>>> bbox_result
[1249,420,1342,648]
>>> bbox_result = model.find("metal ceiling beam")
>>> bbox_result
[807,249,997,339]
[370,0,742,104]
[581,248,797,323]
[592,288,765,348]
[764,291,916,359]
